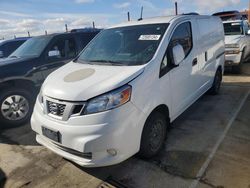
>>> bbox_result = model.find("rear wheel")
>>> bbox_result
[138,112,168,158]
[209,69,222,95]
[0,88,34,128]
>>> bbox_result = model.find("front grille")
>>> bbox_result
[47,101,66,117]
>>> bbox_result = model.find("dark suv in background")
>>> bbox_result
[0,29,101,127]
[0,37,30,59]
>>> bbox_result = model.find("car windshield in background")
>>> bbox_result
[77,23,169,66]
[9,36,52,58]
[223,22,243,35]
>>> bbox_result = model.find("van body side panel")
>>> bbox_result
[127,22,173,121]
[196,17,225,93]
[128,58,172,120]
[168,20,201,119]
[168,17,225,121]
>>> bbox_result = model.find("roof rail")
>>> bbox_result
[183,12,199,15]
[70,28,102,33]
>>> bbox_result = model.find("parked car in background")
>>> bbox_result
[223,20,250,73]
[31,15,225,167]
[0,29,101,127]
[0,37,30,59]
[213,10,243,21]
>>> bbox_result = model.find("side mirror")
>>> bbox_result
[0,51,3,58]
[48,50,60,58]
[172,44,185,66]
[247,30,250,35]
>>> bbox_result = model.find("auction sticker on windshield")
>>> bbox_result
[139,35,161,40]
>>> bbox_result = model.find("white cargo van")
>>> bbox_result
[31,15,225,167]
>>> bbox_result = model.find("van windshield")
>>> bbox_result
[77,23,169,66]
[223,22,243,35]
[9,36,52,58]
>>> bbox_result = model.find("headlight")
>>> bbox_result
[38,91,44,104]
[37,91,44,110]
[84,85,132,114]
[225,43,240,48]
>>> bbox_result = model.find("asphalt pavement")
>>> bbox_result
[0,73,250,188]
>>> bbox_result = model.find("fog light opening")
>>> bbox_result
[107,149,117,156]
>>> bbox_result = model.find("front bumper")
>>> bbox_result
[31,99,145,167]
[225,50,242,67]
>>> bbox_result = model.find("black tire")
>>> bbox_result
[209,69,222,95]
[138,112,168,159]
[0,87,35,128]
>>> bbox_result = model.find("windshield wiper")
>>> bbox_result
[89,60,126,66]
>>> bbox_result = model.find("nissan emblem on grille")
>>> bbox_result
[47,101,66,116]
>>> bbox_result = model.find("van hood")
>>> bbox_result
[225,35,242,45]
[42,62,145,101]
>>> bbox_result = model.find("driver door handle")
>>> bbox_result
[192,58,198,66]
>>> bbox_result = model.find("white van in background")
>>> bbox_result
[223,20,250,73]
[31,15,225,167]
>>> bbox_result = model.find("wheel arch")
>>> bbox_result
[0,79,38,95]
[241,46,247,62]
[140,104,170,136]
[217,65,222,73]
[150,104,170,122]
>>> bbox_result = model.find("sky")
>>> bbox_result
[0,0,248,39]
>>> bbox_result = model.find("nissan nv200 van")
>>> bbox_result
[31,15,225,167]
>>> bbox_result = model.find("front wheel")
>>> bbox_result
[0,88,34,128]
[138,112,168,159]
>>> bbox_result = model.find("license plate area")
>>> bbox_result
[42,126,61,143]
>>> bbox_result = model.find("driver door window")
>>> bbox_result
[47,38,77,60]
[67,39,77,58]
[48,39,66,60]
[160,22,193,77]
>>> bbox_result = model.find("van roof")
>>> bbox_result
[32,29,100,39]
[109,15,214,28]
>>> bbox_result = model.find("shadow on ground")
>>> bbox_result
[0,124,39,146]
[0,168,6,188]
[69,73,250,188]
